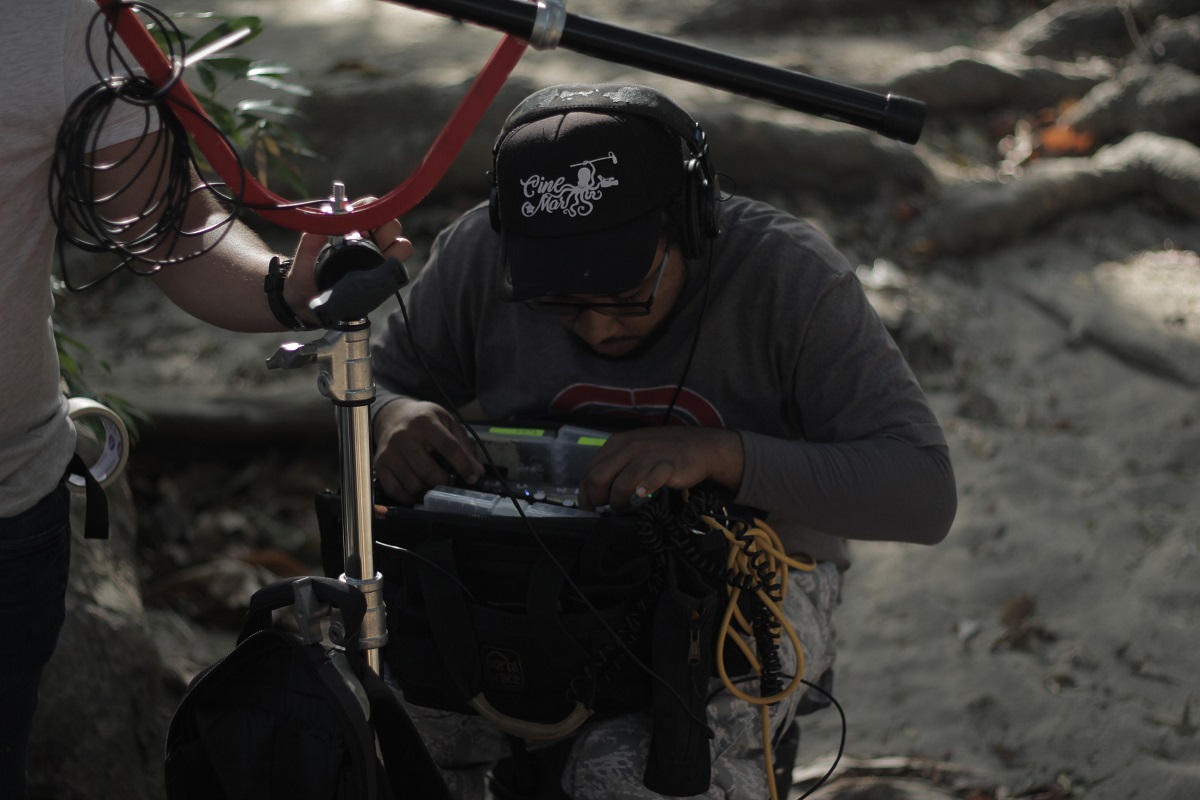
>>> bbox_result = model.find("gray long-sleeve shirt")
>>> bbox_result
[371,196,956,567]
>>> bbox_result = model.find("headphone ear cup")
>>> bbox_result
[700,169,721,242]
[489,185,502,233]
[681,159,705,259]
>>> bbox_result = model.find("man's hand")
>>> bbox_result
[577,427,744,511]
[285,198,413,326]
[372,399,484,505]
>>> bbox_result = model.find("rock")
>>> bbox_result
[27,480,169,800]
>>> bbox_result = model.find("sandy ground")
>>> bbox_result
[54,2,1200,798]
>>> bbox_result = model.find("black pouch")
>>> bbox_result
[316,491,663,740]
[643,555,721,796]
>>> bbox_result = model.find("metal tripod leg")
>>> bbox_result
[267,320,387,674]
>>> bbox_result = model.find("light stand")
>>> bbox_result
[266,184,409,674]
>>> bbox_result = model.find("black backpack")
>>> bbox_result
[164,575,450,800]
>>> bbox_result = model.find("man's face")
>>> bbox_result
[529,238,683,358]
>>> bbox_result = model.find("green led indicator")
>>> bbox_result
[488,427,547,437]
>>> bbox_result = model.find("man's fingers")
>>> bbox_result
[375,464,422,505]
[425,424,483,484]
[636,462,677,501]
[344,196,413,260]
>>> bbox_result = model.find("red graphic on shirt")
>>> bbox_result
[549,384,724,427]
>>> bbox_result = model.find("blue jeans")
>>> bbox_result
[0,485,71,800]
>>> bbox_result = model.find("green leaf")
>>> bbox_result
[246,62,294,77]
[171,11,219,23]
[200,56,256,78]
[247,74,313,97]
[208,105,245,141]
[190,16,264,52]
[198,64,219,95]
[58,350,80,377]
[236,99,300,116]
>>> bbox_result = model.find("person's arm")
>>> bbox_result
[88,132,411,332]
[578,267,956,542]
[575,423,955,544]
[369,212,494,503]
[738,434,956,545]
[733,270,957,544]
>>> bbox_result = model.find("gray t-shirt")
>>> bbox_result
[372,196,954,566]
[0,0,148,516]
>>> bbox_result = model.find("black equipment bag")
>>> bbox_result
[164,575,451,800]
[316,488,743,796]
[317,491,675,741]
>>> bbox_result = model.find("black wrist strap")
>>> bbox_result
[264,256,320,331]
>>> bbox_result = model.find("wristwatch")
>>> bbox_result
[264,256,320,331]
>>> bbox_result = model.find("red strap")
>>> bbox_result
[95,0,526,233]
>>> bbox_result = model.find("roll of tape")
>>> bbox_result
[66,397,130,492]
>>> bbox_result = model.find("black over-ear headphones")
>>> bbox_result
[488,83,721,259]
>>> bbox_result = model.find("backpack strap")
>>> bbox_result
[312,646,380,800]
[239,576,452,800]
[359,664,455,800]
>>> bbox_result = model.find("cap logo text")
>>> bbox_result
[520,152,619,219]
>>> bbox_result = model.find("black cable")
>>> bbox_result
[49,2,327,292]
[658,176,732,427]
[793,677,846,800]
[375,539,478,603]
[658,232,712,426]
[723,512,787,698]
[51,3,213,287]
[708,673,846,800]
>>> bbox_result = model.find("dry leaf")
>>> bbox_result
[1038,125,1095,156]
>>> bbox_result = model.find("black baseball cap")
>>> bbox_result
[495,109,682,302]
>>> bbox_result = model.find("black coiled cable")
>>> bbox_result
[49,2,321,291]
[682,489,788,698]
[49,3,239,290]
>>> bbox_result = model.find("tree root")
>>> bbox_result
[904,132,1200,257]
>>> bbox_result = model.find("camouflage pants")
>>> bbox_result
[397,562,842,800]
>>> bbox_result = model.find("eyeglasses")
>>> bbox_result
[524,241,670,319]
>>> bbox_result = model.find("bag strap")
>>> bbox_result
[310,647,380,800]
[65,453,108,540]
[415,540,594,741]
[359,664,455,800]
[412,538,484,700]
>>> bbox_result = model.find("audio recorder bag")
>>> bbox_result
[317,490,669,738]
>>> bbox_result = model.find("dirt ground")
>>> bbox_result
[52,1,1200,798]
